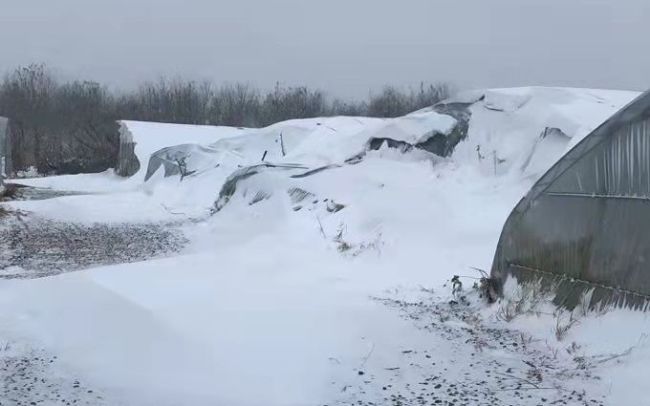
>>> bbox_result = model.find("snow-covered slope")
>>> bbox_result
[446,87,639,176]
[1,87,647,406]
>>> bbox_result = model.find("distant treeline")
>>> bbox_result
[0,64,452,175]
[118,78,452,127]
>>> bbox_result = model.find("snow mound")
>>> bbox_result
[141,113,460,184]
[143,86,639,186]
[446,87,640,177]
[360,111,457,145]
[138,86,639,216]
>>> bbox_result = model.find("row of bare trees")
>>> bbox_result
[0,65,119,174]
[0,64,452,175]
[118,79,452,127]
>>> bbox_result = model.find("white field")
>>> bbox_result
[2,87,649,406]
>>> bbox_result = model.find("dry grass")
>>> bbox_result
[497,280,609,342]
[496,279,549,322]
[554,311,579,341]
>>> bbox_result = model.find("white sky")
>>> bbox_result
[1,0,649,98]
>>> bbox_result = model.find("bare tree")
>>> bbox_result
[211,83,260,127]
[0,64,119,175]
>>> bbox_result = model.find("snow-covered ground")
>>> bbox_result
[1,87,649,406]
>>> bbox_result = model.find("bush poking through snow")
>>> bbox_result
[451,275,463,297]
[479,276,499,303]
[467,267,499,303]
[332,223,383,257]
[334,224,353,253]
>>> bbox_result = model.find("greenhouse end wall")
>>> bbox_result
[491,91,650,309]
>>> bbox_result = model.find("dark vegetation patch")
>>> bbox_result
[0,215,187,279]
[0,65,119,175]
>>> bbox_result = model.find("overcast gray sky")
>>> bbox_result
[1,0,648,98]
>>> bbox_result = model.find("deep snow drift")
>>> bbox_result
[1,87,649,406]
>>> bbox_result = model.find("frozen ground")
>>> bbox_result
[1,87,649,406]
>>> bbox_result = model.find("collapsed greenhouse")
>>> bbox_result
[491,90,650,309]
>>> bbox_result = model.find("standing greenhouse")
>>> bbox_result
[491,91,650,309]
